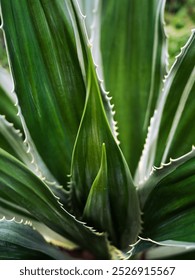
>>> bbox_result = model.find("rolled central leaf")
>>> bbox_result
[70,58,141,249]
[83,143,117,245]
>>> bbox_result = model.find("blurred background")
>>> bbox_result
[165,0,195,66]
[0,0,195,69]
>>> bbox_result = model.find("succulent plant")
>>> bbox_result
[0,0,195,260]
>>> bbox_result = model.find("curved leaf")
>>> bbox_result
[0,0,86,186]
[155,31,195,165]
[0,148,111,259]
[130,238,195,259]
[139,147,195,207]
[100,0,167,174]
[137,31,195,182]
[0,196,36,221]
[141,149,195,244]
[0,218,69,260]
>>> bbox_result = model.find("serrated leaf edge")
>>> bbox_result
[139,145,195,208]
[70,0,120,144]
[129,236,195,255]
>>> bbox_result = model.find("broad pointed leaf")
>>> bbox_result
[0,218,69,260]
[141,150,195,244]
[70,58,141,250]
[0,148,111,259]
[100,0,167,174]
[0,0,86,186]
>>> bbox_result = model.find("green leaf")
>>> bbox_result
[0,115,70,208]
[0,244,52,260]
[0,0,86,186]
[129,238,195,259]
[0,117,20,158]
[0,148,112,259]
[0,67,22,130]
[83,144,116,244]
[139,147,195,208]
[0,115,30,161]
[155,31,195,166]
[0,196,36,221]
[0,69,67,199]
[67,0,119,142]
[78,0,104,81]
[70,56,141,250]
[0,218,69,260]
[141,148,195,244]
[100,0,167,174]
[136,31,195,182]
[77,0,95,37]
[129,238,156,258]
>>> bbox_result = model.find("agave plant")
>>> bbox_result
[0,0,195,260]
